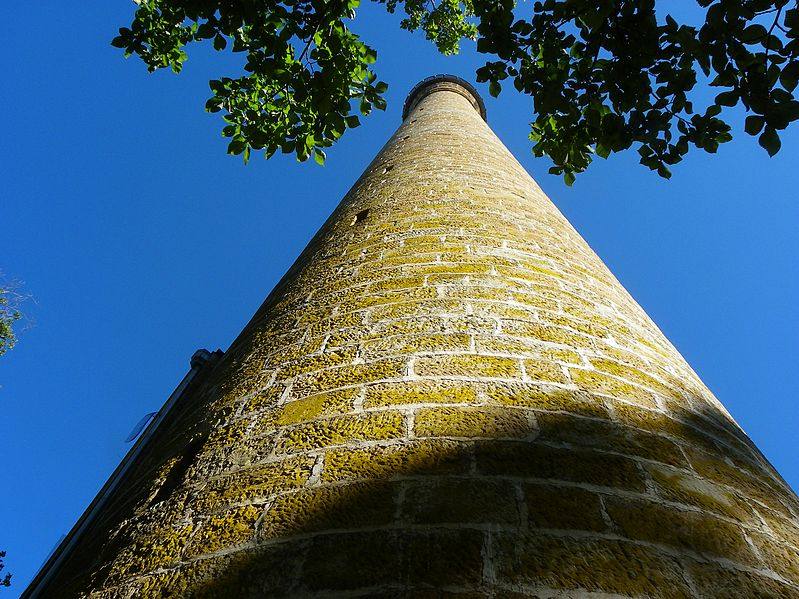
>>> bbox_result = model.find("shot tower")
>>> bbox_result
[28,75,799,597]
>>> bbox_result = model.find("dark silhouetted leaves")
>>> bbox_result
[746,115,766,135]
[759,126,782,156]
[0,550,11,587]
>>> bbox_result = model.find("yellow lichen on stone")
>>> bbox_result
[48,77,799,598]
[748,531,799,582]
[277,388,358,425]
[362,333,470,357]
[365,380,478,407]
[276,411,406,452]
[685,446,797,516]
[646,463,755,522]
[611,402,719,453]
[414,354,520,378]
[368,299,464,321]
[415,406,535,439]
[493,533,693,597]
[278,347,357,378]
[260,482,397,539]
[109,524,194,580]
[570,368,659,408]
[522,358,567,383]
[535,411,687,467]
[196,455,316,511]
[322,440,472,482]
[502,320,596,350]
[292,358,407,396]
[185,505,261,557]
[604,497,755,563]
[589,357,683,402]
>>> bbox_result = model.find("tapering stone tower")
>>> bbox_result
[29,76,799,598]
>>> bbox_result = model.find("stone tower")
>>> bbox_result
[27,75,799,598]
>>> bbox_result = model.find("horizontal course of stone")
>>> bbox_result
[50,80,799,598]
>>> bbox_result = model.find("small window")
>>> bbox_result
[382,165,394,174]
[403,136,410,140]
[352,209,369,225]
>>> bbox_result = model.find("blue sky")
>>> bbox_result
[2,2,797,592]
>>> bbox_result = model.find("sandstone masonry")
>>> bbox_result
[32,75,799,597]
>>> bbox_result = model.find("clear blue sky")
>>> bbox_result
[2,2,797,593]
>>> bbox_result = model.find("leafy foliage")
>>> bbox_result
[0,287,21,357]
[0,551,10,588]
[113,0,390,165]
[114,0,799,183]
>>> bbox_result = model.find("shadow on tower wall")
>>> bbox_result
[45,391,799,598]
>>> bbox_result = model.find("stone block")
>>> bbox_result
[415,406,535,439]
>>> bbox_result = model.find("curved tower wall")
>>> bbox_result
[39,77,799,597]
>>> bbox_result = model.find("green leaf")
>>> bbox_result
[595,144,610,159]
[715,90,738,107]
[744,115,765,136]
[563,171,575,186]
[360,98,372,115]
[739,24,768,44]
[205,97,223,113]
[227,139,246,155]
[314,149,326,165]
[110,0,799,179]
[758,126,781,157]
[780,61,799,93]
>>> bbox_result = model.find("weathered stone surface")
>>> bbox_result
[604,496,756,563]
[401,477,520,525]
[493,533,693,598]
[687,560,799,598]
[523,483,607,532]
[37,76,799,598]
[414,406,536,439]
[475,440,648,492]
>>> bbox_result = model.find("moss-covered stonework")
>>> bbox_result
[39,76,799,597]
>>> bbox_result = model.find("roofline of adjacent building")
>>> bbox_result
[21,348,224,598]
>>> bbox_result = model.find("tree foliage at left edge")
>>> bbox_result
[0,551,11,588]
[113,0,799,184]
[0,287,21,357]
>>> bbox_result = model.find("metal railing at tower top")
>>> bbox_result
[402,74,488,122]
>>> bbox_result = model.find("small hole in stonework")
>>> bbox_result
[382,165,394,174]
[403,136,410,140]
[352,209,369,225]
